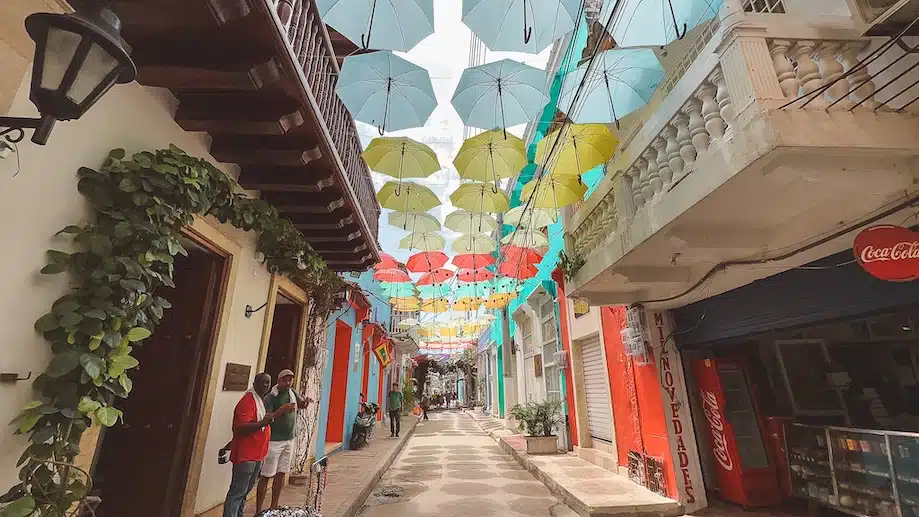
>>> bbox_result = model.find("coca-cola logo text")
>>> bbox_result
[854,225,919,282]
[701,390,733,471]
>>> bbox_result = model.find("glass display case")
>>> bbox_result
[786,423,919,517]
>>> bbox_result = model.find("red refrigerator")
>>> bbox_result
[693,357,782,508]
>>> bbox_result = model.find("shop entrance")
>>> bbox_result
[264,294,303,381]
[92,239,227,517]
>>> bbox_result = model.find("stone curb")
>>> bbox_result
[333,416,421,517]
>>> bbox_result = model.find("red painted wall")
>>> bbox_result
[326,321,353,442]
[551,268,578,447]
[600,306,678,500]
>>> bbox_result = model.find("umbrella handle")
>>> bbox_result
[524,26,533,44]
[361,0,379,50]
[667,0,688,39]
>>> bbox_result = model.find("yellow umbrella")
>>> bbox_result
[391,296,421,311]
[502,228,549,248]
[419,325,438,338]
[376,181,440,213]
[363,137,440,182]
[453,297,484,311]
[504,206,555,228]
[420,298,450,313]
[484,293,512,310]
[451,233,497,254]
[450,182,510,213]
[399,232,445,252]
[388,212,441,232]
[520,174,587,210]
[438,326,460,337]
[444,209,499,234]
[453,130,527,187]
[536,124,618,176]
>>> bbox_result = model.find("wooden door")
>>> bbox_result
[265,304,302,380]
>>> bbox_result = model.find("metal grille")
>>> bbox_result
[742,0,786,13]
[645,456,668,497]
[628,451,646,486]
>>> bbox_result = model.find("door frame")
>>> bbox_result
[256,275,311,385]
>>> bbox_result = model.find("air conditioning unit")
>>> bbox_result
[553,350,569,369]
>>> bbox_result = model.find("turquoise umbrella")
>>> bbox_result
[600,0,723,48]
[493,277,524,294]
[451,59,549,134]
[461,0,581,54]
[381,281,416,297]
[455,282,492,299]
[419,284,452,299]
[337,51,437,133]
[559,48,664,126]
[317,0,434,52]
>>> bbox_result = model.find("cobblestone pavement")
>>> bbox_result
[356,410,560,517]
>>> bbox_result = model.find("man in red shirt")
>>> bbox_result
[223,373,293,517]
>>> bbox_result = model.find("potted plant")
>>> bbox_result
[510,400,562,454]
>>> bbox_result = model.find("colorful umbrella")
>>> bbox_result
[504,206,555,228]
[520,173,587,209]
[374,252,400,269]
[399,232,445,252]
[396,318,420,329]
[600,0,723,48]
[457,267,496,283]
[420,298,450,313]
[450,183,510,213]
[453,297,485,311]
[499,261,539,279]
[452,233,498,254]
[559,48,664,126]
[418,284,452,299]
[445,210,499,234]
[501,245,544,264]
[417,268,455,286]
[363,137,440,183]
[453,130,527,188]
[485,294,512,309]
[388,211,441,232]
[406,251,449,272]
[456,282,492,299]
[461,0,581,54]
[501,228,550,248]
[451,59,549,132]
[376,181,440,212]
[439,326,461,337]
[391,296,421,311]
[452,253,495,269]
[337,51,437,132]
[374,268,410,282]
[381,281,416,297]
[536,124,617,176]
[316,0,434,51]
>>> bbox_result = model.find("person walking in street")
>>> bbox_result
[388,382,403,438]
[223,373,290,517]
[420,393,430,421]
[256,369,311,513]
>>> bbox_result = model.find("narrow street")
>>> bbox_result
[357,410,561,517]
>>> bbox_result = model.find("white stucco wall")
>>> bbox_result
[0,73,274,514]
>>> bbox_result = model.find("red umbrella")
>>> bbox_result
[499,261,538,279]
[407,251,449,273]
[452,253,495,269]
[457,267,495,282]
[501,245,543,264]
[374,252,400,270]
[373,268,410,283]
[417,268,455,285]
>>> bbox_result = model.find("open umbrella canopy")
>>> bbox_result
[380,281,416,297]
[455,282,492,298]
[457,267,496,283]
[536,124,617,176]
[391,296,421,311]
[453,297,485,311]
[452,233,498,254]
[559,48,664,125]
[520,173,587,209]
[396,318,420,329]
[461,0,581,54]
[501,245,544,264]
[376,181,440,212]
[418,284,452,299]
[450,183,510,213]
[452,253,495,269]
[363,137,440,182]
[337,51,437,132]
[600,0,723,49]
[316,0,434,52]
[502,227,550,248]
[420,298,450,313]
[504,206,555,228]
[399,232,446,251]
[374,268,411,282]
[388,211,441,232]
[451,59,549,131]
[485,293,512,309]
[498,260,539,279]
[417,268,455,285]
[444,209,499,234]
[453,130,527,185]
[406,251,449,272]
[374,252,400,269]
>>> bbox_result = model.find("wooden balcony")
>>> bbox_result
[109,0,381,271]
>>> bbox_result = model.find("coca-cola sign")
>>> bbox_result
[701,390,734,472]
[853,225,919,282]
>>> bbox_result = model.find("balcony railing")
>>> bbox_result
[269,0,381,242]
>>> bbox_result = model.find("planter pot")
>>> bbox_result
[525,435,559,454]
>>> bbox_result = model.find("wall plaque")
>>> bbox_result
[222,363,251,391]
[534,354,543,377]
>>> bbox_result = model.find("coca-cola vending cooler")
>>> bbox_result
[693,357,782,508]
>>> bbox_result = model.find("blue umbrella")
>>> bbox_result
[600,0,722,48]
[461,0,581,54]
[336,51,437,133]
[316,0,434,52]
[419,284,452,299]
[559,48,664,126]
[451,59,549,134]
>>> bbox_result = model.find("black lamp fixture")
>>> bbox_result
[0,3,136,146]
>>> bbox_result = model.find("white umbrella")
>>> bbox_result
[452,233,498,254]
[504,206,555,228]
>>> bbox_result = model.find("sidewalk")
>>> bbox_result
[465,410,682,517]
[245,416,420,517]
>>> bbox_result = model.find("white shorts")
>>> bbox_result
[261,440,294,477]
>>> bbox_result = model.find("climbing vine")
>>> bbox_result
[2,145,345,516]
[558,250,585,282]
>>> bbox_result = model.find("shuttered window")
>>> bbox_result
[581,337,613,442]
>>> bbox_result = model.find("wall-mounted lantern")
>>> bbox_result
[0,5,136,146]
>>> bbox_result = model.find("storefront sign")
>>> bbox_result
[573,298,590,318]
[701,390,734,471]
[854,225,919,281]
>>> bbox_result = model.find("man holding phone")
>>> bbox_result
[256,369,312,513]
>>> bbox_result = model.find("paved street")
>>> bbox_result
[357,410,561,517]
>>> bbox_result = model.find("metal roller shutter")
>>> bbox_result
[581,337,613,442]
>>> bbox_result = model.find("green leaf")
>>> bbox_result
[47,250,70,263]
[31,425,55,444]
[77,397,101,415]
[95,406,120,427]
[59,312,82,327]
[113,221,133,237]
[126,327,151,342]
[88,336,102,351]
[20,401,42,411]
[84,309,107,320]
[109,148,126,160]
[108,355,139,378]
[119,374,133,394]
[46,350,81,378]
[120,279,145,292]
[40,263,68,275]
[118,178,138,192]
[56,225,82,235]
[0,495,35,517]
[80,354,104,379]
[17,413,40,434]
